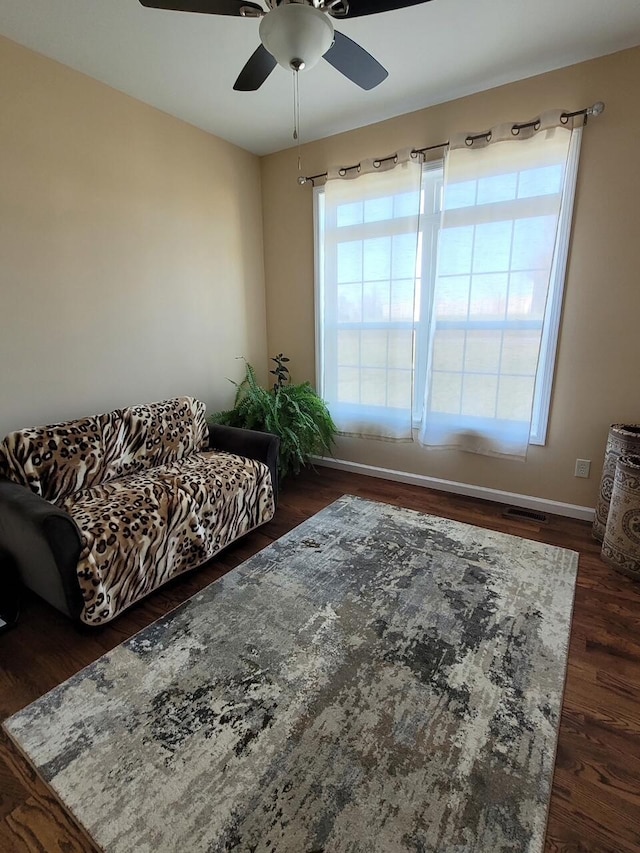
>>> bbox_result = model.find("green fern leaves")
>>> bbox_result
[209,357,337,481]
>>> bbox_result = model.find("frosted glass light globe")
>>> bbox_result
[259,3,335,72]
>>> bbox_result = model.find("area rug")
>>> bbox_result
[3,495,579,853]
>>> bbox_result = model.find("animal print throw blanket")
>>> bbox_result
[0,397,274,624]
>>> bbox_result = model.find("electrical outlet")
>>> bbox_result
[574,458,591,478]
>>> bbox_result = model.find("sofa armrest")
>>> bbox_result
[0,479,84,620]
[208,425,280,505]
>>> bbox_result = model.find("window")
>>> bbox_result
[315,126,581,453]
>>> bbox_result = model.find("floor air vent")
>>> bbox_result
[502,506,549,524]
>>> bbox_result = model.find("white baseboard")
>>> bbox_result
[311,456,595,522]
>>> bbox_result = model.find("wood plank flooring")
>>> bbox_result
[1,467,639,852]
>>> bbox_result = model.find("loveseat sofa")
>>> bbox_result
[0,396,278,625]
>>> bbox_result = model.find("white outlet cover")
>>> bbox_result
[574,459,591,478]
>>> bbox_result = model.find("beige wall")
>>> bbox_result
[0,35,267,437]
[261,46,640,508]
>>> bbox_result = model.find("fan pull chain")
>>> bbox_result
[293,69,302,171]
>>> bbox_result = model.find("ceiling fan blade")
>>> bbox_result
[139,0,264,16]
[234,44,277,91]
[323,30,388,90]
[335,0,432,18]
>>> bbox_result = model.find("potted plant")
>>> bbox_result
[209,354,337,480]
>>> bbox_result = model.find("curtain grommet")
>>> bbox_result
[511,126,520,136]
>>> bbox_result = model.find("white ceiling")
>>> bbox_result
[1,0,640,156]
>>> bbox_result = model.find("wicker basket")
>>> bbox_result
[601,455,640,579]
[593,424,640,541]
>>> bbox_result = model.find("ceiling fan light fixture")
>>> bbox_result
[259,3,335,72]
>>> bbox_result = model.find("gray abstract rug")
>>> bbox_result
[4,495,578,853]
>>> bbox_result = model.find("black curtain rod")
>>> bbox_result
[297,101,604,186]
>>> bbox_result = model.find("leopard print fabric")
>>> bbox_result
[0,397,209,503]
[0,411,119,502]
[1,398,275,624]
[59,450,274,625]
[103,397,209,482]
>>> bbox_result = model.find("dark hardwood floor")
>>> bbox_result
[1,467,639,852]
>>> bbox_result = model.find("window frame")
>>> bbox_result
[313,128,581,447]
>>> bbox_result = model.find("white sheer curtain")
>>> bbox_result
[317,149,422,439]
[419,111,578,458]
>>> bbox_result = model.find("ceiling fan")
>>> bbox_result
[139,0,432,92]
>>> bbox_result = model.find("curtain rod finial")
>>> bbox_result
[589,101,605,117]
[297,176,308,185]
